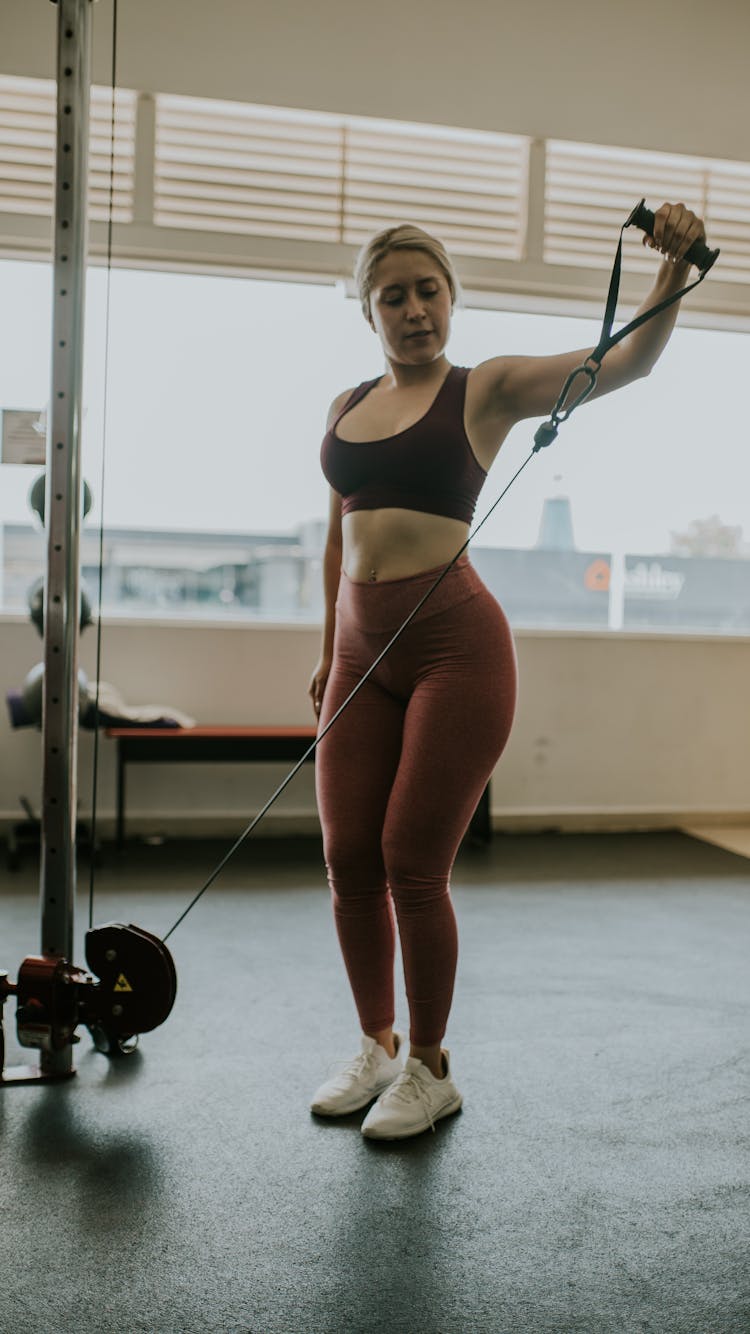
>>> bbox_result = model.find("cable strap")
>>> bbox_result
[592,217,708,366]
[535,210,709,453]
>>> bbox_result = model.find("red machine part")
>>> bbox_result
[15,955,92,1052]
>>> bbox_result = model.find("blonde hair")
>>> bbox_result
[354,223,461,321]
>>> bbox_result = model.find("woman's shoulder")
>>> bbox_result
[464,357,512,412]
[325,380,377,429]
[330,386,357,412]
[325,387,355,430]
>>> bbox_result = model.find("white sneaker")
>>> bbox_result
[310,1033,405,1117]
[361,1051,462,1140]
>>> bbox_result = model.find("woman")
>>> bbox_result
[308,205,705,1141]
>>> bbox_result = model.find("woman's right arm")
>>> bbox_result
[309,486,343,716]
[308,391,350,715]
[321,484,343,655]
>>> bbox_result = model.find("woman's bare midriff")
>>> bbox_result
[342,508,470,582]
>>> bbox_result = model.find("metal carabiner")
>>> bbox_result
[552,360,600,423]
[534,358,601,451]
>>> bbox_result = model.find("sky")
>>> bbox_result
[1,257,749,559]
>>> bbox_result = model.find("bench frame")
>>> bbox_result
[106,725,491,850]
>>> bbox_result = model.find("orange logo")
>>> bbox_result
[584,559,610,591]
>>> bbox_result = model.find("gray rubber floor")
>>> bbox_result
[1,831,749,1334]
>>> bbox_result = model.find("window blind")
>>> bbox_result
[0,74,136,222]
[545,139,750,285]
[0,74,748,320]
[153,95,527,259]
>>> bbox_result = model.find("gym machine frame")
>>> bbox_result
[0,0,175,1085]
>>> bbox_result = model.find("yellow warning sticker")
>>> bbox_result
[114,973,133,993]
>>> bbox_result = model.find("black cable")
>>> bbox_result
[162,445,538,942]
[160,199,718,941]
[87,0,118,930]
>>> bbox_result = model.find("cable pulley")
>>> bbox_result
[0,924,176,1082]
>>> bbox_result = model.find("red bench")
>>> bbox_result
[106,725,491,850]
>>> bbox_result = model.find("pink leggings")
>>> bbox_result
[315,557,517,1046]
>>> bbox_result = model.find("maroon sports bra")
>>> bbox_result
[320,364,487,525]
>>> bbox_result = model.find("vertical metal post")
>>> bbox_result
[40,0,93,1076]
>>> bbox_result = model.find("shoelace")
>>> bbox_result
[327,1048,387,1083]
[385,1068,438,1133]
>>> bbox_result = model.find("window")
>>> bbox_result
[2,257,748,632]
[2,78,748,630]
[545,139,750,287]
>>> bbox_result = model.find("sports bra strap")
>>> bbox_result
[332,378,380,429]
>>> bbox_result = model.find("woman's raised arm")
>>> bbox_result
[470,203,706,440]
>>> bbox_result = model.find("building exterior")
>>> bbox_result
[2,514,749,634]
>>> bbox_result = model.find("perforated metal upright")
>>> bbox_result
[40,0,94,1077]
